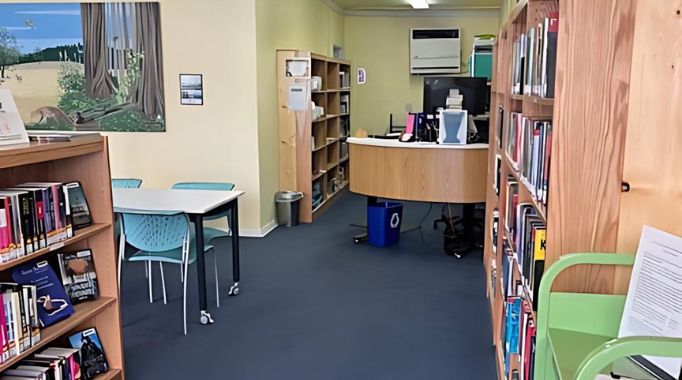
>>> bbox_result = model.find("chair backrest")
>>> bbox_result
[171,182,235,191]
[121,212,189,252]
[112,178,143,188]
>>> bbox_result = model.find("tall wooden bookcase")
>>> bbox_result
[277,50,352,223]
[0,136,124,379]
[484,0,682,378]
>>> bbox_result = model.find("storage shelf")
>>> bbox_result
[312,170,326,181]
[525,95,554,106]
[511,94,524,101]
[340,87,351,92]
[312,114,338,123]
[0,223,111,271]
[339,155,349,164]
[0,135,104,170]
[312,89,338,94]
[327,162,339,171]
[0,297,117,372]
[95,369,122,380]
[503,154,547,221]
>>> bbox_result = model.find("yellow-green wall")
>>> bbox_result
[255,0,345,226]
[2,0,264,233]
[345,11,500,135]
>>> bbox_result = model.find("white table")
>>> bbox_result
[113,188,245,325]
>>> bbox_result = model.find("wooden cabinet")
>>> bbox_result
[277,50,352,223]
[484,0,682,378]
[0,136,124,379]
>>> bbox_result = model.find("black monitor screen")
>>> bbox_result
[423,76,490,116]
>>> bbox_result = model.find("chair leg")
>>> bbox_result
[117,233,125,293]
[213,249,219,308]
[145,261,149,278]
[180,264,184,282]
[159,262,167,305]
[183,258,189,335]
[148,260,153,303]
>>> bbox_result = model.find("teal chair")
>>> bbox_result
[535,253,682,380]
[118,211,216,335]
[111,178,143,188]
[172,182,235,243]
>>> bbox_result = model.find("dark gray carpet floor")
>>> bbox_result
[120,193,496,380]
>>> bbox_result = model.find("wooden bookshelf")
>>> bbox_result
[485,1,682,379]
[278,50,351,223]
[0,137,124,378]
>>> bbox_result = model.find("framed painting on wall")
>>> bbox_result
[0,2,166,132]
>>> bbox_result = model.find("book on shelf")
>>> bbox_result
[510,11,559,98]
[57,250,99,305]
[0,182,77,264]
[62,183,90,230]
[68,328,108,379]
[0,282,40,362]
[506,115,553,206]
[11,261,74,328]
[496,106,504,149]
[5,343,92,380]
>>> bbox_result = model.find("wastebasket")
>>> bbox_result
[275,191,304,227]
[367,201,403,247]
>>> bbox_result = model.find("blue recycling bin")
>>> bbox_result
[367,202,403,247]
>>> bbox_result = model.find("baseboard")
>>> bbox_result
[240,220,278,238]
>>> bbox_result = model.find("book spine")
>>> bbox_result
[0,198,8,263]
[2,293,14,360]
[546,12,559,98]
[0,292,6,363]
[62,185,73,238]
[10,292,22,355]
[28,285,40,345]
[33,190,47,249]
[18,193,35,254]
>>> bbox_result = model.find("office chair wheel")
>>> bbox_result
[228,282,240,296]
[200,311,214,325]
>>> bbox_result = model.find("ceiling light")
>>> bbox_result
[409,0,429,9]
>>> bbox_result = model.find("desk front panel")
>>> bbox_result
[349,143,488,204]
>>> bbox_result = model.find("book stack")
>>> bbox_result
[340,94,349,114]
[502,294,537,380]
[511,11,559,98]
[1,327,109,379]
[0,283,40,362]
[0,182,92,264]
[339,71,350,89]
[506,115,553,207]
[518,119,552,205]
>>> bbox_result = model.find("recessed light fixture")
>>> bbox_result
[408,0,429,9]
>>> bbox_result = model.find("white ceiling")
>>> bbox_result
[329,0,501,11]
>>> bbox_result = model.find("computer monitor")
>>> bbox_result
[423,76,490,116]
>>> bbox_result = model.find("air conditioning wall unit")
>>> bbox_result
[410,28,461,75]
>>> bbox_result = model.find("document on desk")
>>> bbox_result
[618,226,682,378]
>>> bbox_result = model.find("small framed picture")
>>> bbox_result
[180,74,203,105]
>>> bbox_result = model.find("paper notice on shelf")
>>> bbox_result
[618,226,682,378]
[287,84,307,111]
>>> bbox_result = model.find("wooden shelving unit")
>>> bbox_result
[0,136,124,378]
[485,1,682,379]
[278,50,352,223]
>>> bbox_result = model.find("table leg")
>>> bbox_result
[228,200,241,296]
[193,215,214,325]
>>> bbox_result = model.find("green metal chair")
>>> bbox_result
[535,253,682,380]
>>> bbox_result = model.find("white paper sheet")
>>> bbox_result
[619,226,682,378]
[287,84,308,111]
[0,89,29,146]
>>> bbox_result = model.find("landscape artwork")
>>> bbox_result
[0,2,165,132]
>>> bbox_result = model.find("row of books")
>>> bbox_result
[511,11,559,98]
[1,327,109,380]
[506,114,553,206]
[1,250,98,363]
[503,178,546,306]
[501,291,536,380]
[0,182,91,264]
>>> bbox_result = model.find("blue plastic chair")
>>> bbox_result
[111,178,143,188]
[171,182,236,243]
[118,211,215,335]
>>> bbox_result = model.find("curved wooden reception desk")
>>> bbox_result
[348,138,489,204]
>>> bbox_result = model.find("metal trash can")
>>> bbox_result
[275,191,304,227]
